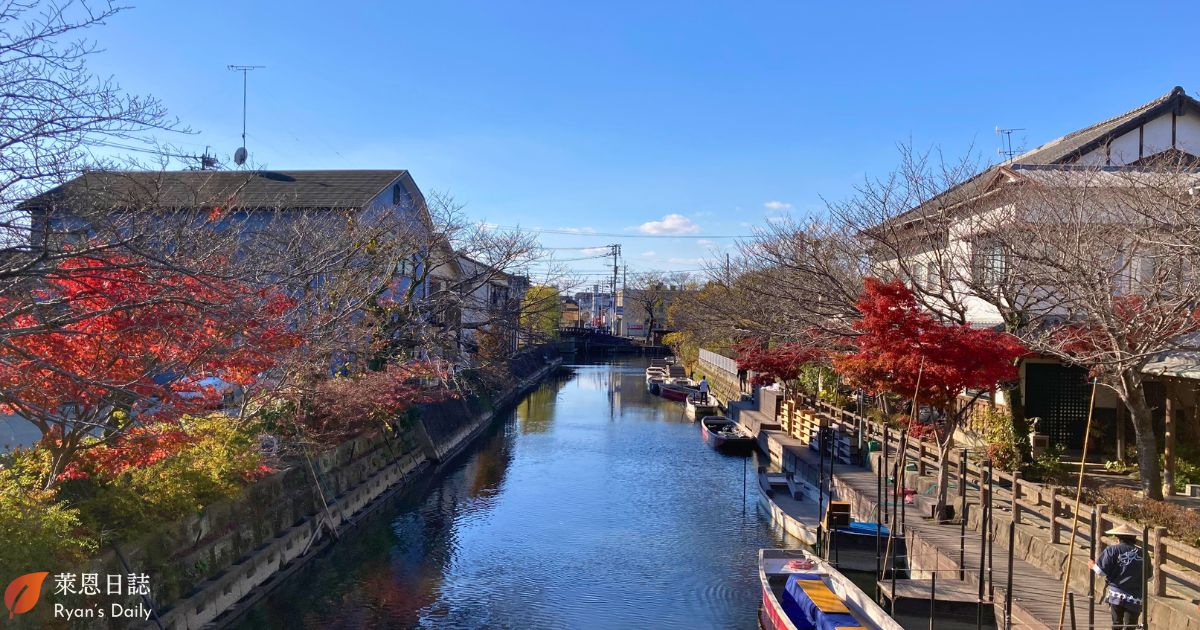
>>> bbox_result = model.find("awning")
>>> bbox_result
[1142,332,1200,380]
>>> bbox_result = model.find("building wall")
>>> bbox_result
[1077,109,1200,165]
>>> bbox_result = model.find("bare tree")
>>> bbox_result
[987,158,1200,499]
[622,271,692,342]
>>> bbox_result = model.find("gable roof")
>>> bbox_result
[25,169,410,211]
[882,86,1200,230]
[1010,86,1192,166]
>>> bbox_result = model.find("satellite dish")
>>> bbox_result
[233,147,247,166]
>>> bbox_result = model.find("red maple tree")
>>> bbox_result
[734,338,823,387]
[0,254,299,485]
[834,278,1025,517]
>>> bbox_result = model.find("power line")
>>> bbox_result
[495,225,753,239]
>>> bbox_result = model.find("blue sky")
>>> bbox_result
[84,1,1200,281]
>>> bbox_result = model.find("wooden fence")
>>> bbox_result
[783,393,1200,599]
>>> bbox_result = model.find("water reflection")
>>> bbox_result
[239,359,790,629]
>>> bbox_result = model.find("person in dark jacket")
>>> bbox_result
[1088,523,1145,629]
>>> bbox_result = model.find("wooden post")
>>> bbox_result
[918,441,927,476]
[1094,504,1108,556]
[1011,471,1022,525]
[1153,525,1168,597]
[1049,490,1061,544]
[1165,395,1176,497]
[1116,405,1127,465]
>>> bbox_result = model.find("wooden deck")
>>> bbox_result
[766,429,1089,630]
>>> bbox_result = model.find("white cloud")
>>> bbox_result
[766,215,789,224]
[638,213,700,235]
[580,247,610,255]
[641,250,657,257]
[764,200,792,210]
[555,226,596,234]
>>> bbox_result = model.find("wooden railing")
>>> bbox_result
[777,393,1200,599]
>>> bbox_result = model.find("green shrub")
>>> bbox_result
[977,406,1022,472]
[61,415,267,541]
[1024,444,1068,484]
[1163,443,1200,492]
[1086,486,1200,546]
[1104,459,1132,474]
[0,449,97,576]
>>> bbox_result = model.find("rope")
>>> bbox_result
[1058,378,1099,630]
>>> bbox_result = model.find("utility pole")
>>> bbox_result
[608,244,621,335]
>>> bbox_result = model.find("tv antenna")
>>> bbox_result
[995,126,1025,163]
[228,64,265,166]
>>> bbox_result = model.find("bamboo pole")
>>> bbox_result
[883,358,923,585]
[1056,378,1098,630]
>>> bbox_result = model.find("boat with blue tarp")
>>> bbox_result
[758,548,903,630]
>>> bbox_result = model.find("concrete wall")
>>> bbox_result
[696,348,743,405]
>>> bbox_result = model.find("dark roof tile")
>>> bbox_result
[25,169,409,211]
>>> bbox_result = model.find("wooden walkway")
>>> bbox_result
[766,429,1096,630]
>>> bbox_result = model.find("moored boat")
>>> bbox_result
[658,383,693,401]
[757,467,902,573]
[684,392,719,420]
[700,416,755,454]
[758,548,903,630]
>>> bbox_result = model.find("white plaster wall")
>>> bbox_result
[1143,113,1174,155]
[1077,148,1107,166]
[1109,128,1141,165]
[1177,110,1200,155]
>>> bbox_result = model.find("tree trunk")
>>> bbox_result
[1004,380,1032,463]
[1122,373,1162,500]
[935,433,956,522]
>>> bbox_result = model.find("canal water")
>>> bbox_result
[237,358,793,629]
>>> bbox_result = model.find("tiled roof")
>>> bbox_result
[25,169,409,211]
[1011,86,1187,165]
[883,86,1198,228]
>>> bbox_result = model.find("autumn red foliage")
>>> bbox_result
[0,254,299,478]
[302,362,457,441]
[734,338,823,386]
[833,278,1026,411]
[1052,294,1200,377]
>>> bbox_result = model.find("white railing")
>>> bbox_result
[699,348,738,376]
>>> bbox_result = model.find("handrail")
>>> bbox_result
[777,391,1200,598]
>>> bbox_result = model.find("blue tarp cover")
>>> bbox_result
[837,521,890,537]
[783,573,865,630]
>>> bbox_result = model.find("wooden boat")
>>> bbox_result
[758,548,903,630]
[700,416,755,454]
[684,392,719,420]
[757,467,902,573]
[658,383,693,401]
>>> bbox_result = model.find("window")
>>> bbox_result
[973,240,1007,287]
[911,262,925,289]
[926,263,941,292]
